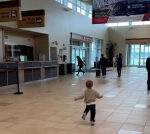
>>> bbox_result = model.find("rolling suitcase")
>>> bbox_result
[96,69,101,77]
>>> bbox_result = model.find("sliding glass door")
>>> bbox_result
[72,47,87,71]
[140,45,150,66]
[127,44,150,66]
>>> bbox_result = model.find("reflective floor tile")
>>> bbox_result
[118,130,142,134]
[135,104,147,109]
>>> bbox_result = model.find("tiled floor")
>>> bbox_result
[0,67,150,134]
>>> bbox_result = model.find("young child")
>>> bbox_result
[74,80,103,126]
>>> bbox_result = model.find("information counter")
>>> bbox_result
[0,61,59,87]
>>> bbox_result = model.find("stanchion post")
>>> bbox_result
[14,62,23,95]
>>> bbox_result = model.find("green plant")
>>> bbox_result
[106,41,117,67]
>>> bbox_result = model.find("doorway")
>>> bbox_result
[70,40,89,71]
[127,44,150,66]
[72,46,87,71]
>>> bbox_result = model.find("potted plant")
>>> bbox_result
[106,41,117,67]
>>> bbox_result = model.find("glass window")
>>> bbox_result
[90,39,102,67]
[77,1,80,7]
[68,0,76,4]
[55,0,91,17]
[71,3,77,11]
[56,0,63,4]
[68,2,72,9]
[126,44,150,66]
[89,6,92,14]
[81,9,86,15]
[81,2,86,10]
[77,7,80,13]
[88,13,92,19]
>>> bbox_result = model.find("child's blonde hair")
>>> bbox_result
[86,80,93,88]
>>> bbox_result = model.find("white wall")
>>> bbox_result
[4,32,34,46]
[0,0,108,62]
[108,25,150,66]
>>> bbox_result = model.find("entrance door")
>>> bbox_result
[140,45,150,66]
[127,44,150,66]
[71,47,87,71]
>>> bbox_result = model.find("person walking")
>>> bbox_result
[76,56,85,75]
[116,53,122,77]
[99,54,107,76]
[146,57,150,94]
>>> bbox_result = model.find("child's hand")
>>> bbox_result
[99,95,103,99]
[74,98,78,101]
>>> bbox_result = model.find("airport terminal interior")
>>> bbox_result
[0,0,150,134]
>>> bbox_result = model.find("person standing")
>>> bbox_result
[146,57,150,94]
[76,56,85,75]
[116,53,122,77]
[99,54,107,76]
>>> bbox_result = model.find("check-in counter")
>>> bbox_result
[0,61,59,87]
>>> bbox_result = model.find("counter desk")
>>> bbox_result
[0,61,59,87]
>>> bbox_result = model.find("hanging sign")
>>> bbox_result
[92,0,150,24]
[18,9,45,28]
[0,0,21,22]
[70,32,93,42]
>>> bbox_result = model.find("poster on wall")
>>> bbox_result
[92,0,150,24]
[0,0,21,22]
[18,9,45,28]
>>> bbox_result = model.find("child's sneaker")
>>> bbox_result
[91,121,95,126]
[82,113,87,120]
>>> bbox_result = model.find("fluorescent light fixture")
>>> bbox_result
[143,21,150,25]
[107,23,117,27]
[132,21,143,25]
[68,2,72,9]
[118,22,129,26]
[77,7,80,13]
[81,9,85,15]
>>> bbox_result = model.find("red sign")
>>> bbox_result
[92,17,109,24]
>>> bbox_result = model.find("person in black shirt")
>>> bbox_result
[99,54,107,76]
[146,57,150,94]
[116,53,123,77]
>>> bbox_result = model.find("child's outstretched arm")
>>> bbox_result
[74,93,84,101]
[95,91,103,99]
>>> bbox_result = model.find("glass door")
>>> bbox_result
[71,47,87,71]
[140,44,150,66]
[72,48,76,65]
[127,44,150,67]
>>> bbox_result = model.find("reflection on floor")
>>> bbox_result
[0,67,150,134]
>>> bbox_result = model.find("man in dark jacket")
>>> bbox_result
[99,54,107,76]
[116,53,122,77]
[146,57,150,94]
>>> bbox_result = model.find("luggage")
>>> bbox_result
[96,69,101,77]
